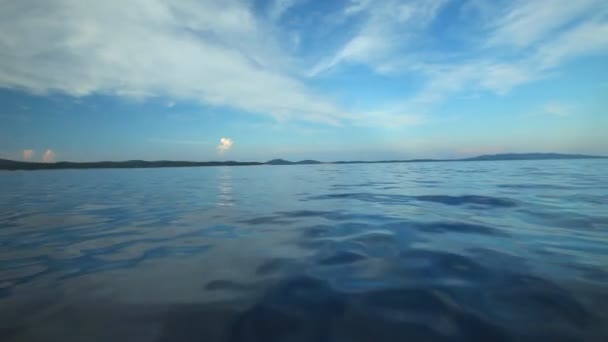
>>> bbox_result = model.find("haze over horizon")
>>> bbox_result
[1,0,607,162]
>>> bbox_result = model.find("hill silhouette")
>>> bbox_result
[0,153,604,171]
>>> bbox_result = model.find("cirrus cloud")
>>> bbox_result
[0,0,606,131]
[0,0,346,125]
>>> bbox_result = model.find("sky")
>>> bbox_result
[0,0,607,162]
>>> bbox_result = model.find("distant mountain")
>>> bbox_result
[462,153,605,161]
[0,153,604,171]
[333,158,441,164]
[265,159,322,165]
[265,159,293,165]
[333,153,605,164]
[0,159,20,165]
[295,160,323,164]
[0,159,262,171]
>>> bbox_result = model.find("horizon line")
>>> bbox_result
[1,152,607,171]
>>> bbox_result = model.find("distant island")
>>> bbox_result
[0,153,605,171]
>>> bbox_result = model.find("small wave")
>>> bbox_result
[415,195,517,207]
[318,251,366,265]
[204,280,251,292]
[417,221,509,236]
[497,183,572,190]
[306,193,517,208]
[2,161,607,341]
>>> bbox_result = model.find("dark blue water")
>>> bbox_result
[1,160,607,341]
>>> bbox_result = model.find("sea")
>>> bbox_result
[1,159,607,341]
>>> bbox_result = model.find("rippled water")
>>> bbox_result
[1,159,608,341]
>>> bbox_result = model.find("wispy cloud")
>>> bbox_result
[532,18,608,70]
[542,102,573,117]
[42,149,56,163]
[0,0,346,124]
[268,0,300,21]
[0,0,606,130]
[406,61,535,105]
[217,137,234,154]
[310,0,450,76]
[23,149,34,161]
[486,0,604,48]
[148,138,208,145]
[310,0,608,111]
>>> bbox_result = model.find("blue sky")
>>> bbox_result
[0,0,607,162]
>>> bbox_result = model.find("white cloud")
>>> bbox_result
[217,137,234,154]
[42,149,56,163]
[533,19,608,70]
[310,0,450,76]
[23,149,34,161]
[414,61,535,102]
[0,0,606,130]
[409,16,607,103]
[309,34,386,76]
[268,0,300,21]
[0,0,346,124]
[487,0,604,48]
[310,0,608,111]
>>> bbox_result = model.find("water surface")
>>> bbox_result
[1,159,607,341]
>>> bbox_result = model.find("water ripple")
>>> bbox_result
[1,159,607,341]
[306,193,518,208]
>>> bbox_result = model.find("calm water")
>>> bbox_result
[1,160,607,341]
